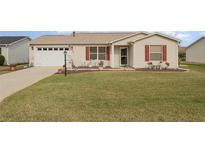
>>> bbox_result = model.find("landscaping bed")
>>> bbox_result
[55,67,188,75]
[135,68,188,72]
[0,63,29,75]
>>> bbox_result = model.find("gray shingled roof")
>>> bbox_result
[0,36,29,45]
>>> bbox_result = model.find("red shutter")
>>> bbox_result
[86,47,90,60]
[162,45,167,62]
[106,47,110,60]
[145,45,149,62]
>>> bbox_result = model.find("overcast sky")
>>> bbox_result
[0,31,204,47]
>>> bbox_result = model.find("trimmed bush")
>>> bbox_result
[0,55,5,66]
[179,53,186,61]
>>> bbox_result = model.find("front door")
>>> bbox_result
[120,47,128,65]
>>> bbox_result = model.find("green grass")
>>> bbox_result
[0,64,28,75]
[0,64,205,121]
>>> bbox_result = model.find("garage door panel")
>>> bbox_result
[34,51,64,66]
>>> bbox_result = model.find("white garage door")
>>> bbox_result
[34,51,64,66]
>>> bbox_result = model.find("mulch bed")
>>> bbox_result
[55,69,134,75]
[55,68,188,75]
[135,68,188,72]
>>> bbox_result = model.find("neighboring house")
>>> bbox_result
[29,32,180,68]
[0,36,30,65]
[186,37,205,64]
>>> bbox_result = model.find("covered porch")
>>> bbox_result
[110,44,133,68]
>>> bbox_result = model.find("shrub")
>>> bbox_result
[179,53,186,61]
[0,55,5,66]
[99,61,104,67]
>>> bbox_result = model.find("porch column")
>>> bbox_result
[111,45,115,68]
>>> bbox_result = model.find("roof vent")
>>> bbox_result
[73,31,76,37]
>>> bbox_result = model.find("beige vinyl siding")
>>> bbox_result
[71,45,86,66]
[186,38,205,63]
[133,35,178,68]
[8,39,30,64]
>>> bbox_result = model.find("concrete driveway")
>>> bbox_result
[0,67,58,102]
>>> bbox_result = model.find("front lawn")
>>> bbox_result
[0,64,28,75]
[0,64,205,121]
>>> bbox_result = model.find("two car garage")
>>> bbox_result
[33,47,69,66]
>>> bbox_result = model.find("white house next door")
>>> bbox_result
[120,47,128,65]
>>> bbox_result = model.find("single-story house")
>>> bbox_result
[29,32,180,68]
[186,37,205,64]
[0,36,30,65]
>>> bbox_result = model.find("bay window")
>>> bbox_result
[150,45,162,61]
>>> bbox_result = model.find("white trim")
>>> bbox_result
[120,47,128,66]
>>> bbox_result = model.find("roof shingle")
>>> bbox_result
[30,32,136,45]
[0,36,29,45]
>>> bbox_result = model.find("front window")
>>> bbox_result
[98,47,106,60]
[43,48,47,51]
[54,48,58,51]
[37,48,42,51]
[150,45,162,61]
[90,47,97,60]
[48,48,53,51]
[59,48,64,51]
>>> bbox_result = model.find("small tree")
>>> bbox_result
[0,55,5,66]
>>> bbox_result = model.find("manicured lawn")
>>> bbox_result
[0,64,205,121]
[0,64,28,75]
